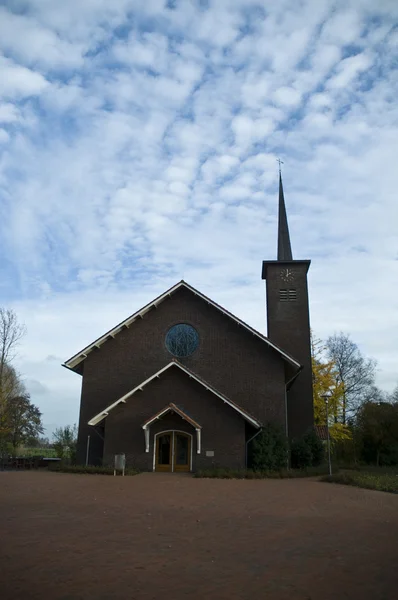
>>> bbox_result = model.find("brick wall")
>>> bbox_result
[103,366,246,471]
[264,262,314,438]
[76,286,287,465]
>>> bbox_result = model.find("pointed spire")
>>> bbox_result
[277,171,293,261]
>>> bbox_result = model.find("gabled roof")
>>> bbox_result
[88,360,262,429]
[142,403,202,430]
[63,280,301,373]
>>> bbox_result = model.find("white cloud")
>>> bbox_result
[0,0,398,431]
[113,32,169,68]
[231,115,275,152]
[0,56,49,99]
[201,155,240,184]
[168,181,190,197]
[193,6,240,47]
[0,103,20,123]
[0,128,10,143]
[273,86,302,107]
[164,158,198,184]
[0,7,85,70]
[311,44,342,73]
[327,52,373,89]
[308,93,331,110]
[241,77,270,109]
[321,10,363,46]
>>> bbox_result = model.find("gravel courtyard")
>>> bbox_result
[1,471,397,600]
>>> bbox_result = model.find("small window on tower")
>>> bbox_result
[279,289,297,302]
[279,289,288,301]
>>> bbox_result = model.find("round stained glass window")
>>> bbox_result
[165,323,199,357]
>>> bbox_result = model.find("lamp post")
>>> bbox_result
[322,393,332,476]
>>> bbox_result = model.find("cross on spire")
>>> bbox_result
[277,158,284,174]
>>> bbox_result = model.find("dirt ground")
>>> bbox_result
[1,472,397,600]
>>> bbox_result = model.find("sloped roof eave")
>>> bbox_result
[63,281,301,372]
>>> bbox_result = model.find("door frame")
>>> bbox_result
[154,431,172,472]
[153,430,193,472]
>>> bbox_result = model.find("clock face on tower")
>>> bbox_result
[280,268,295,283]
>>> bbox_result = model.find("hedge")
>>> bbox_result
[48,464,140,476]
[321,471,398,494]
[194,466,334,479]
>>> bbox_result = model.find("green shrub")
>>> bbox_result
[291,428,325,469]
[285,465,337,478]
[303,429,324,466]
[17,447,58,458]
[291,438,313,469]
[332,437,359,466]
[194,468,246,479]
[52,425,78,465]
[250,423,288,471]
[48,463,139,476]
[194,466,334,479]
[322,471,398,494]
[355,465,398,474]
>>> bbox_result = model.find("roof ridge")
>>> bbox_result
[63,280,301,372]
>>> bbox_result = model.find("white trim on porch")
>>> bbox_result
[88,361,261,429]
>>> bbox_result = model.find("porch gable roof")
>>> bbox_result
[88,360,262,429]
[142,403,202,430]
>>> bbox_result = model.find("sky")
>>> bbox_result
[0,0,397,436]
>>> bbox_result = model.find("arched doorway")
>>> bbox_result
[154,430,192,472]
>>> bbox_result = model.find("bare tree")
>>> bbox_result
[326,332,377,424]
[390,384,398,404]
[0,308,26,385]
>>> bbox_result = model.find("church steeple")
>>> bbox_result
[262,169,313,440]
[277,172,293,261]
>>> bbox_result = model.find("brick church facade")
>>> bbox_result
[64,175,313,471]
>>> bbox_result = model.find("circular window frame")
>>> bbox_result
[164,323,199,358]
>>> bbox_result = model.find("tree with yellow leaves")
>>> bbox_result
[311,334,352,441]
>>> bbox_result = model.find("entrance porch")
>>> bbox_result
[142,403,202,473]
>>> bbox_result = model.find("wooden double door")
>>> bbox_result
[155,431,191,472]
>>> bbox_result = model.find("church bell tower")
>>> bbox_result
[262,172,313,439]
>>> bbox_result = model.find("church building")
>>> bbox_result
[64,175,314,471]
